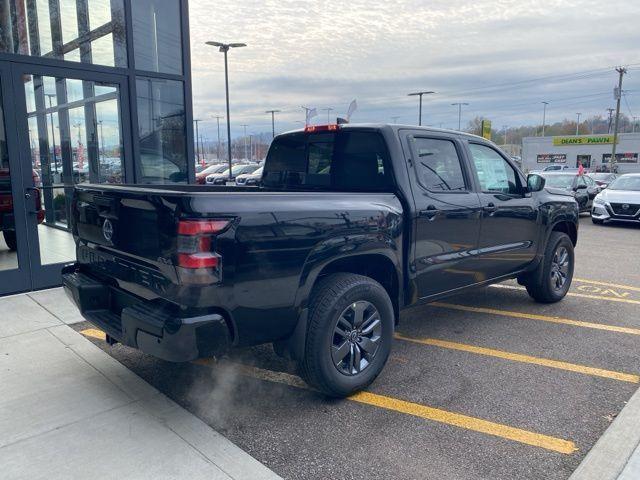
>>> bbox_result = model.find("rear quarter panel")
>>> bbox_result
[188,192,404,346]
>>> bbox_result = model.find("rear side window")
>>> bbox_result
[411,137,467,192]
[263,131,393,191]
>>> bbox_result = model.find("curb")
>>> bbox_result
[570,384,640,480]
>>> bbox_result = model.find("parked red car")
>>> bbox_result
[195,164,228,184]
[0,168,44,251]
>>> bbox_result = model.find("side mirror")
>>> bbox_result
[527,174,545,192]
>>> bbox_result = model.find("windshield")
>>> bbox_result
[542,174,575,188]
[609,176,640,191]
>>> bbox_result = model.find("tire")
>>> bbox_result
[525,232,574,303]
[2,231,17,251]
[300,273,394,398]
[591,217,603,225]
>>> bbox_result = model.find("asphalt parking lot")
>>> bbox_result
[75,216,640,480]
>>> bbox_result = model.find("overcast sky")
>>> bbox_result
[188,0,640,139]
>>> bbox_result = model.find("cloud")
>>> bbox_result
[188,0,640,137]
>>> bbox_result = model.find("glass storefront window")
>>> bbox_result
[136,77,187,183]
[132,0,183,75]
[0,0,126,68]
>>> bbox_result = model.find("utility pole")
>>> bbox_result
[610,66,627,172]
[502,125,508,145]
[322,107,334,124]
[451,102,469,131]
[241,124,248,160]
[265,110,280,139]
[541,101,549,137]
[408,91,435,126]
[607,108,615,133]
[575,113,581,135]
[193,119,201,164]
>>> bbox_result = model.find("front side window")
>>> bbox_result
[411,137,467,192]
[469,143,519,195]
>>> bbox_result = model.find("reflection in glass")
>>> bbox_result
[0,79,19,271]
[0,0,126,68]
[132,0,183,74]
[24,74,124,265]
[136,77,187,183]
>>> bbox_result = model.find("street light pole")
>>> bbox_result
[541,101,549,137]
[206,41,247,180]
[575,113,581,135]
[265,110,280,139]
[408,91,435,126]
[451,102,469,131]
[44,94,59,174]
[213,115,223,160]
[193,119,201,165]
[241,124,248,160]
[322,107,334,124]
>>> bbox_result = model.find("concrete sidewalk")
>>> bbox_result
[569,371,640,480]
[0,288,281,480]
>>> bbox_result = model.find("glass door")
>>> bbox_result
[8,63,131,291]
[0,63,31,295]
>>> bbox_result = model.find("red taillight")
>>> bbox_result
[178,220,230,235]
[176,219,230,270]
[304,124,339,133]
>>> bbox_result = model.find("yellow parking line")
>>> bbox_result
[83,330,577,454]
[199,360,577,455]
[395,334,639,384]
[431,302,640,335]
[490,284,640,306]
[349,391,577,454]
[574,278,640,293]
[81,328,106,340]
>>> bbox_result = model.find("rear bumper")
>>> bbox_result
[62,264,231,362]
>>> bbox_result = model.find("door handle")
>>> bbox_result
[483,203,497,213]
[419,205,438,219]
[24,187,40,214]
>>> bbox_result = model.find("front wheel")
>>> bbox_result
[525,232,574,303]
[300,273,394,397]
[2,230,17,251]
[591,217,604,225]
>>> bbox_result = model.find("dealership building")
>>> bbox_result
[522,133,640,173]
[0,0,194,296]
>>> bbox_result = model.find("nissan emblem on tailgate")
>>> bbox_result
[102,219,114,242]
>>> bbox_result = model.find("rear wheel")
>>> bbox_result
[2,231,17,251]
[300,273,394,397]
[525,232,574,303]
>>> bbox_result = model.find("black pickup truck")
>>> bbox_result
[63,124,579,397]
